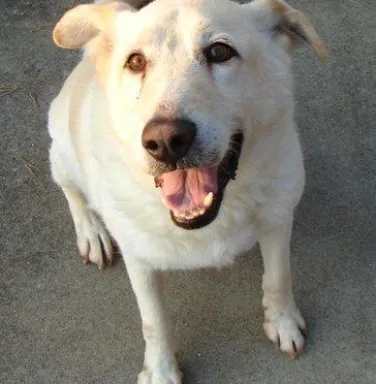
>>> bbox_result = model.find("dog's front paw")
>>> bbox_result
[263,295,307,359]
[75,210,113,269]
[138,353,183,384]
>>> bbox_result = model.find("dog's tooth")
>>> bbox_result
[203,192,214,208]
[192,209,200,218]
[175,211,185,219]
[199,207,206,215]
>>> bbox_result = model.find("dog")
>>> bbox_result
[48,0,326,382]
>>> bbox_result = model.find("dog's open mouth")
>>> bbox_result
[155,132,244,229]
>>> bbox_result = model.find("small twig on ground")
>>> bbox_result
[31,24,54,33]
[18,157,39,179]
[0,86,20,98]
[27,92,38,107]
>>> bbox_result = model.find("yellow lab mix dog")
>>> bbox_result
[49,0,326,382]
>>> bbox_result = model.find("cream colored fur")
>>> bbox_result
[48,0,326,382]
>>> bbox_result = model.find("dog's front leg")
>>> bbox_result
[126,262,182,384]
[259,219,307,359]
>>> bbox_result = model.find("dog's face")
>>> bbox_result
[53,0,326,229]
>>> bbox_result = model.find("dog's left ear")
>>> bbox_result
[246,0,327,61]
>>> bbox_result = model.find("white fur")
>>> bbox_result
[49,0,325,381]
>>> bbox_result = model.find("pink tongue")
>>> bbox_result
[160,167,218,211]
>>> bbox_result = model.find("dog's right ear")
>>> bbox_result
[53,2,133,49]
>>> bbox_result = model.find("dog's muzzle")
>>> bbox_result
[142,118,244,230]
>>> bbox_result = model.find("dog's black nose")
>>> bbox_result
[142,118,196,164]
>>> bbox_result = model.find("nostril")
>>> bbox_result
[145,140,159,152]
[169,135,185,151]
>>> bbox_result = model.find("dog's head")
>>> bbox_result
[53,0,326,229]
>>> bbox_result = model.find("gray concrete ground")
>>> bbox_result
[1,1,375,383]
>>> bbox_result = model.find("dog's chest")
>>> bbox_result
[115,211,259,270]
[99,180,272,270]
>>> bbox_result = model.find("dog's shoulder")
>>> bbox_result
[49,59,95,133]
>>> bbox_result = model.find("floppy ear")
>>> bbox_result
[247,0,327,61]
[53,2,133,49]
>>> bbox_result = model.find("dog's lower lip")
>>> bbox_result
[169,192,214,220]
[169,189,224,230]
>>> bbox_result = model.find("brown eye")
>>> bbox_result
[126,52,147,72]
[204,42,238,64]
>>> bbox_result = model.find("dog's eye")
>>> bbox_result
[126,52,147,72]
[204,42,238,64]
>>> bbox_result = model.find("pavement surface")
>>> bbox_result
[1,1,375,383]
